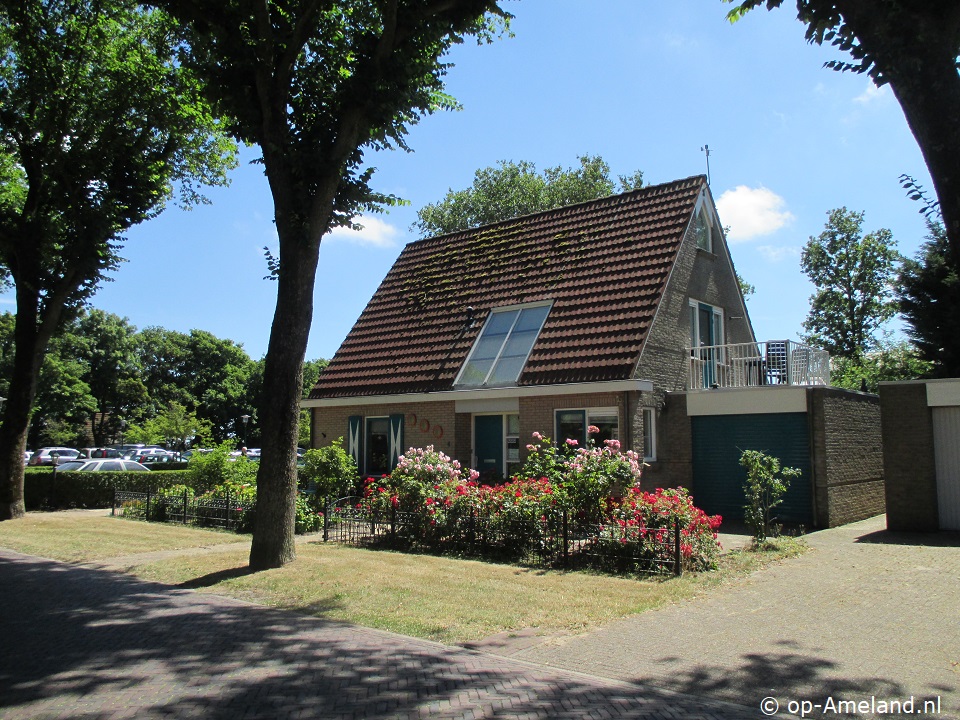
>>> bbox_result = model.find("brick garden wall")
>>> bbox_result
[809,388,885,527]
[878,382,939,531]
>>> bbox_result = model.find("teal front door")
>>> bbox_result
[474,415,504,484]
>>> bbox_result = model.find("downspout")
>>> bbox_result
[622,391,633,452]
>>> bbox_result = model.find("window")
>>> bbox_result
[555,408,619,448]
[689,300,725,388]
[693,207,712,252]
[365,417,390,476]
[642,408,656,461]
[506,413,521,479]
[456,302,552,388]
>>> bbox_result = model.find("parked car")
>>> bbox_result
[130,450,180,464]
[57,459,150,472]
[28,447,80,466]
[123,448,173,461]
[23,451,33,465]
[79,447,121,459]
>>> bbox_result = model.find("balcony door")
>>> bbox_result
[690,301,724,388]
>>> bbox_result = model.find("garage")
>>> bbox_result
[933,406,960,531]
[691,412,813,526]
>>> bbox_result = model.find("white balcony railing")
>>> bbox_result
[686,340,830,390]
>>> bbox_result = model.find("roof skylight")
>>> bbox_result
[456,302,552,388]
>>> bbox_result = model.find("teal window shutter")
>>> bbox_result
[347,416,363,471]
[388,414,405,469]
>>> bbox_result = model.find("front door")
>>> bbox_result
[474,415,504,484]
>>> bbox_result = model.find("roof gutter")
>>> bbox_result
[302,379,655,409]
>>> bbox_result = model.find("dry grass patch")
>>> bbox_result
[0,510,243,562]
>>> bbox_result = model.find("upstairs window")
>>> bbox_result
[456,302,552,388]
[693,207,713,252]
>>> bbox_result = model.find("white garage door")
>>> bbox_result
[933,406,960,530]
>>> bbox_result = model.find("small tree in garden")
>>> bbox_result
[739,449,800,545]
[300,439,358,501]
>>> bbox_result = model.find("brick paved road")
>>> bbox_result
[496,516,960,720]
[0,549,759,720]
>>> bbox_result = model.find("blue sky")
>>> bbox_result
[12,1,934,362]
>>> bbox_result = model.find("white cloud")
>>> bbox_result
[327,215,400,248]
[853,81,889,105]
[756,244,800,263]
[715,186,795,242]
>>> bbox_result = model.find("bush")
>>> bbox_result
[300,438,358,500]
[24,470,191,510]
[184,442,257,493]
[740,449,800,545]
[604,487,722,571]
[355,439,722,572]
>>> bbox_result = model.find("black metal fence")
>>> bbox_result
[113,489,253,531]
[321,497,684,576]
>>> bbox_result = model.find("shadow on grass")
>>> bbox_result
[177,565,256,589]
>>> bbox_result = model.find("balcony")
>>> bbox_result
[686,340,831,391]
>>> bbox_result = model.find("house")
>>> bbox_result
[305,175,884,528]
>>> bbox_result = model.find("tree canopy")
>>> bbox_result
[414,155,644,237]
[800,208,899,359]
[154,0,511,569]
[0,0,236,519]
[898,221,960,377]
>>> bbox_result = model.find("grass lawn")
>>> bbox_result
[0,510,806,645]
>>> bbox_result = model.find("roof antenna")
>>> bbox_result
[700,144,711,185]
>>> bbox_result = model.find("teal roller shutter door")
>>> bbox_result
[389,414,404,470]
[692,413,812,525]
[347,416,363,472]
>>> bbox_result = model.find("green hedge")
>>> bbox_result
[24,471,191,510]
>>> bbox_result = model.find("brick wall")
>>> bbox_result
[642,392,692,491]
[809,387,885,528]
[311,401,459,466]
[878,382,939,531]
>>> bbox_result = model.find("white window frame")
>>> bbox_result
[455,301,553,388]
[554,406,619,447]
[688,299,725,353]
[364,416,390,477]
[693,206,713,252]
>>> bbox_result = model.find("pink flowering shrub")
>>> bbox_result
[355,437,721,572]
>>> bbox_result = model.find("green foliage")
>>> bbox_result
[414,155,644,237]
[739,449,800,545]
[0,0,237,514]
[126,401,213,449]
[830,337,933,393]
[300,438,358,500]
[23,469,191,509]
[184,443,256,494]
[898,221,960,377]
[801,208,900,359]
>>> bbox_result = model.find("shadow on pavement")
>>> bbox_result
[0,551,758,720]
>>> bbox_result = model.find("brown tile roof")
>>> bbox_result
[310,175,706,399]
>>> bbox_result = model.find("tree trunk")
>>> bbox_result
[0,290,53,520]
[248,229,322,569]
[840,1,960,271]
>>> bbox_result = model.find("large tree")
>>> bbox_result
[155,0,510,569]
[726,0,960,276]
[800,207,899,359]
[414,155,644,237]
[898,221,960,377]
[0,0,235,519]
